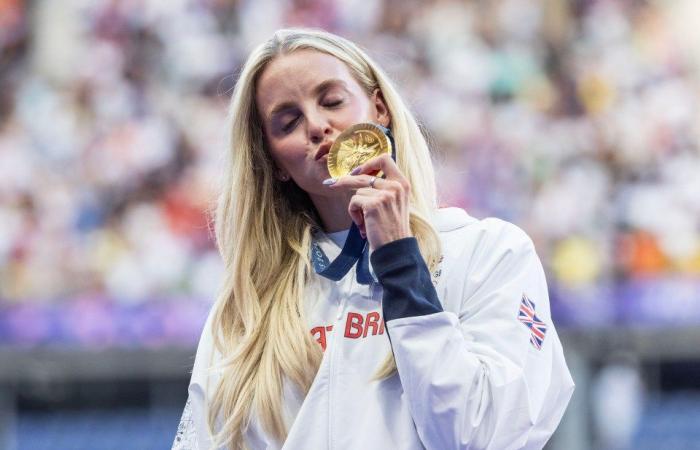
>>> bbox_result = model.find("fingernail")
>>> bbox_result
[350,167,362,175]
[322,178,337,185]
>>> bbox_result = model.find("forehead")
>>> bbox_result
[255,50,360,114]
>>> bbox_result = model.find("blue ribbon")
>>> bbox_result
[311,222,373,284]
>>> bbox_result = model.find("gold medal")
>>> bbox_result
[327,123,392,178]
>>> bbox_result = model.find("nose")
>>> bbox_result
[307,112,332,144]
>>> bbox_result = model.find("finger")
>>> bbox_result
[329,175,408,196]
[338,180,409,212]
[348,188,386,231]
[348,195,365,232]
[349,189,397,224]
[329,174,384,191]
[354,187,383,197]
[350,153,404,181]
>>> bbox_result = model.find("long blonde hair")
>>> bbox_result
[209,28,441,449]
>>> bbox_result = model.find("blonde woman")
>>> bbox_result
[172,28,574,450]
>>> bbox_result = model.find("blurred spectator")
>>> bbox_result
[1,0,700,344]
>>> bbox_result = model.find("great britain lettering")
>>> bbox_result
[310,311,386,351]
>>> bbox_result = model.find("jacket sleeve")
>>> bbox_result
[370,221,574,450]
[172,395,198,450]
[172,309,219,450]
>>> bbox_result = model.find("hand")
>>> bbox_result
[326,153,412,250]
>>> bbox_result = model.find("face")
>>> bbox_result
[255,49,390,198]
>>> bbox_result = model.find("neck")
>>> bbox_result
[309,192,353,232]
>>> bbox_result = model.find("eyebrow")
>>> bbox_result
[267,78,348,121]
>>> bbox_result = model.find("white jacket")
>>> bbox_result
[172,208,574,449]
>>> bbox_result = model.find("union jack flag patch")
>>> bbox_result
[518,294,547,350]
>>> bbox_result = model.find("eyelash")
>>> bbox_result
[281,98,344,133]
[282,116,300,133]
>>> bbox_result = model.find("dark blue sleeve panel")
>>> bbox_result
[370,237,443,322]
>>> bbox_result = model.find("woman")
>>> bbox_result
[173,28,574,450]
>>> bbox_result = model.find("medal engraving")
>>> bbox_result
[327,123,392,178]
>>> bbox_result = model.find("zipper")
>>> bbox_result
[327,274,355,450]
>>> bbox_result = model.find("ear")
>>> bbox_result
[371,89,391,128]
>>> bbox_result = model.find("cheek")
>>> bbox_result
[331,104,371,131]
[354,99,378,123]
[345,100,368,120]
[269,139,308,169]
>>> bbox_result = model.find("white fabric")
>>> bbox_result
[173,207,575,449]
[326,229,350,248]
[172,397,198,450]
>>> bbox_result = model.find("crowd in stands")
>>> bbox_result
[1,0,699,340]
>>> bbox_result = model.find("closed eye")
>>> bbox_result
[282,115,300,133]
[323,99,343,107]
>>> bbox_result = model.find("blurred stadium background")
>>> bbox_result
[1,0,700,448]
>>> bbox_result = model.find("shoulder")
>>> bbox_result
[430,208,548,315]
[429,208,541,293]
[432,207,536,263]
[189,305,222,392]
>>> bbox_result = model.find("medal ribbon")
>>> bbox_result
[311,222,373,284]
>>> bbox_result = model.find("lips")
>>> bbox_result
[315,142,332,161]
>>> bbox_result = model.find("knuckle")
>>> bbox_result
[382,191,394,205]
[389,180,402,193]
[389,185,400,198]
